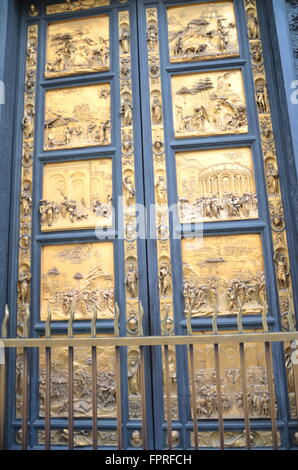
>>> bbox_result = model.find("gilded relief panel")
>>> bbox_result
[190,332,273,420]
[46,1,110,15]
[40,159,112,231]
[176,147,258,223]
[44,84,111,150]
[39,343,117,418]
[182,234,267,317]
[45,16,110,79]
[190,431,281,448]
[167,1,240,63]
[172,69,248,138]
[38,430,117,447]
[40,243,114,321]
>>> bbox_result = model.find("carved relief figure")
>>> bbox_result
[158,262,172,297]
[125,263,139,298]
[18,270,32,305]
[274,252,290,290]
[20,184,32,216]
[121,96,133,126]
[22,106,35,139]
[168,1,239,63]
[247,11,259,39]
[151,95,162,125]
[155,176,167,205]
[123,176,136,206]
[147,22,158,49]
[119,26,130,54]
[29,4,38,16]
[128,350,140,396]
[172,70,248,138]
[266,162,279,196]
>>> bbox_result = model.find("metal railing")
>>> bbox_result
[0,305,298,450]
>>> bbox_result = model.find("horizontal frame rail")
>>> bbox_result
[1,332,298,348]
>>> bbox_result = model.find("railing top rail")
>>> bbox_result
[1,331,298,348]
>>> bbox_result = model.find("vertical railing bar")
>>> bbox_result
[0,305,9,450]
[91,304,98,451]
[115,346,123,450]
[189,344,199,449]
[21,347,29,450]
[92,345,97,451]
[45,346,51,450]
[45,305,51,450]
[164,345,173,450]
[214,344,224,450]
[68,306,74,450]
[0,359,6,450]
[291,341,298,418]
[68,345,74,450]
[264,342,278,450]
[139,346,148,450]
[239,342,251,450]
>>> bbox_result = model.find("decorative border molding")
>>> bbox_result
[17,24,39,338]
[245,0,297,416]
[145,8,174,337]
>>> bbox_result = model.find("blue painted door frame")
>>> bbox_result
[0,0,298,450]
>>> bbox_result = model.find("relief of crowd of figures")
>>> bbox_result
[182,235,268,318]
[40,159,113,231]
[40,243,115,321]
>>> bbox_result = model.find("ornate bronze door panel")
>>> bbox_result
[5,0,298,450]
[136,0,297,449]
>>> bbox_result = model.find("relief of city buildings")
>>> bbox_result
[40,159,113,231]
[176,148,258,223]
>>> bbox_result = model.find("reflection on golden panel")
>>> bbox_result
[167,1,240,63]
[176,148,258,223]
[44,84,111,151]
[190,332,273,420]
[40,159,112,231]
[40,243,114,321]
[45,16,110,79]
[39,343,116,418]
[46,0,110,15]
[172,69,247,138]
[182,234,267,317]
